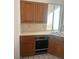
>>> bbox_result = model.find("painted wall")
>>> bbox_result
[21,23,47,33]
[14,0,20,59]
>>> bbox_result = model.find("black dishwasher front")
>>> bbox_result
[35,36,48,54]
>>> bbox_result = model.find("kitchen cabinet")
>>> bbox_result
[20,36,35,56]
[20,35,64,58]
[48,36,64,58]
[20,1,48,23]
[20,1,33,23]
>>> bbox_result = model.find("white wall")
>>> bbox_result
[21,23,47,33]
[14,0,20,59]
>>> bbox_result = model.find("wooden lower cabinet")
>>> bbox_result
[48,36,55,55]
[20,36,35,56]
[20,35,64,58]
[48,36,64,58]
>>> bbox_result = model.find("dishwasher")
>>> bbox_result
[35,36,48,54]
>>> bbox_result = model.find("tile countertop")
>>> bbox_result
[20,31,64,37]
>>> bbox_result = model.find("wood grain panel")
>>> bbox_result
[33,2,48,23]
[20,1,48,23]
[48,36,64,58]
[20,36,35,56]
[20,1,33,23]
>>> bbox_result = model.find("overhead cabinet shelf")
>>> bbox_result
[20,1,48,23]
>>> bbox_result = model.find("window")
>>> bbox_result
[46,4,54,30]
[46,5,61,32]
[53,6,60,31]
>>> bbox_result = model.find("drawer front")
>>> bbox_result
[20,40,35,45]
[20,36,35,44]
[21,51,35,56]
[21,44,35,51]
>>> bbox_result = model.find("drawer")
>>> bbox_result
[21,51,35,56]
[20,41,35,44]
[20,36,35,44]
[21,47,35,52]
[21,43,35,49]
[20,44,35,49]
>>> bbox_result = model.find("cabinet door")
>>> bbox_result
[33,2,48,23]
[20,1,48,23]
[55,37,64,58]
[21,1,33,23]
[48,36,55,54]
[20,36,35,56]
[48,36,64,58]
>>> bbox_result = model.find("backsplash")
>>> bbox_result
[21,23,48,33]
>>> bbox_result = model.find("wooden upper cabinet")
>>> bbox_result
[20,1,48,23]
[20,1,33,23]
[33,2,48,23]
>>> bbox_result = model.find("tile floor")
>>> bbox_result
[22,54,62,59]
